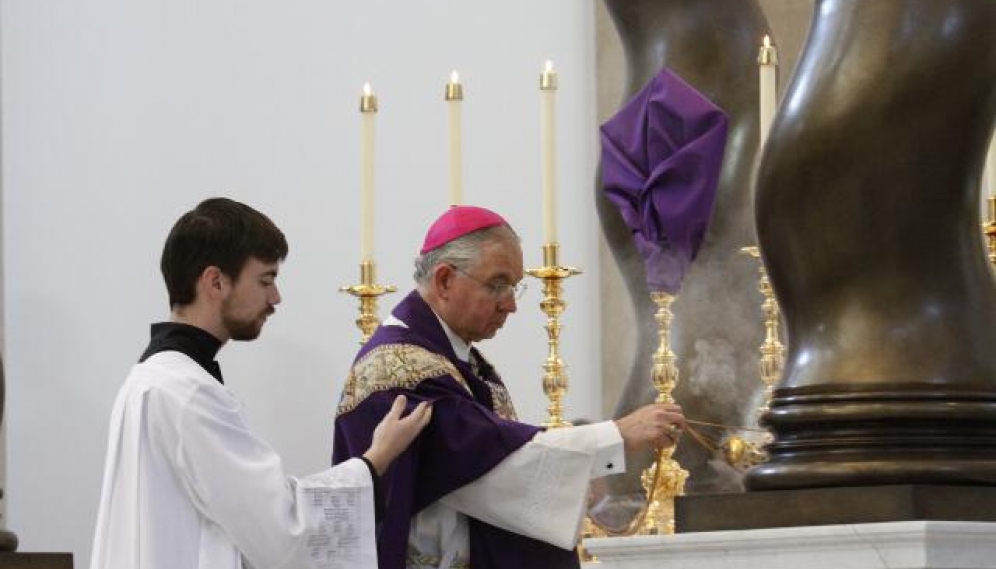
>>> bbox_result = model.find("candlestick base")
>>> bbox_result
[525,243,581,429]
[340,260,396,344]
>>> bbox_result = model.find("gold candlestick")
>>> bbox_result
[526,243,580,428]
[741,246,785,413]
[340,260,396,344]
[581,292,688,541]
[638,291,689,535]
[985,196,996,267]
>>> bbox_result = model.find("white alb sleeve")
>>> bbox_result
[170,387,377,569]
[438,420,624,549]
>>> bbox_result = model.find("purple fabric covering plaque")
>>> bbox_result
[600,68,729,293]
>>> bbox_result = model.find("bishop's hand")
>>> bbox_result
[613,403,685,453]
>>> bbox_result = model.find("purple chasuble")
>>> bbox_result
[333,291,581,569]
[600,67,729,293]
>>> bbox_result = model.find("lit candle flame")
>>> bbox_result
[450,70,460,84]
[360,82,377,113]
[763,35,771,48]
[540,60,557,91]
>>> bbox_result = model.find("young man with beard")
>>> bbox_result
[91,198,432,569]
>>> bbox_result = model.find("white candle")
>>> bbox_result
[360,82,377,261]
[445,70,464,206]
[758,35,778,150]
[540,60,558,244]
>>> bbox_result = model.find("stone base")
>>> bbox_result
[675,484,996,532]
[582,521,996,569]
[0,553,73,568]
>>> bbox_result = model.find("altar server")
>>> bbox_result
[91,197,432,569]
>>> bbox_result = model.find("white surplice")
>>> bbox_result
[383,314,626,569]
[90,351,377,569]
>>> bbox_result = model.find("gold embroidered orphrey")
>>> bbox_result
[337,343,520,421]
[483,377,519,421]
[338,344,471,416]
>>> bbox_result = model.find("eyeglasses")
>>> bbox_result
[451,266,527,300]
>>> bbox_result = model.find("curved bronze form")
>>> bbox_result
[595,0,770,493]
[598,0,771,494]
[748,0,996,489]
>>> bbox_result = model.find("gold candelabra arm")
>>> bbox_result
[985,196,996,267]
[987,224,996,267]
[741,246,785,414]
[340,260,396,344]
[758,266,785,410]
[526,243,581,428]
[650,292,679,404]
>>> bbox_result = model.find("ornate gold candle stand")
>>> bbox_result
[639,291,689,535]
[526,243,581,428]
[582,292,689,542]
[986,197,996,267]
[741,246,785,414]
[340,260,396,344]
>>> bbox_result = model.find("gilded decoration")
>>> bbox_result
[337,343,471,416]
[484,378,519,421]
[407,545,469,569]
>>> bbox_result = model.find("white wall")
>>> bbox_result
[1,0,600,563]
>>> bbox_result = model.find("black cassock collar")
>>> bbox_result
[140,322,224,384]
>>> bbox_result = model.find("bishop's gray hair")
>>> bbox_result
[413,224,519,290]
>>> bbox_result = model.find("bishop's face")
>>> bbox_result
[221,257,281,341]
[443,238,523,343]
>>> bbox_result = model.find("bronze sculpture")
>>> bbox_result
[597,0,771,497]
[749,0,996,489]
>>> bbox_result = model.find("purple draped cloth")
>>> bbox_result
[333,291,581,569]
[600,68,729,293]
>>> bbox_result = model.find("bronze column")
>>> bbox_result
[748,0,996,490]
[598,0,770,495]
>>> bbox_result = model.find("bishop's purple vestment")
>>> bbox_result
[333,291,582,569]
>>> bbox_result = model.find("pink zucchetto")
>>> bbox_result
[419,205,508,255]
